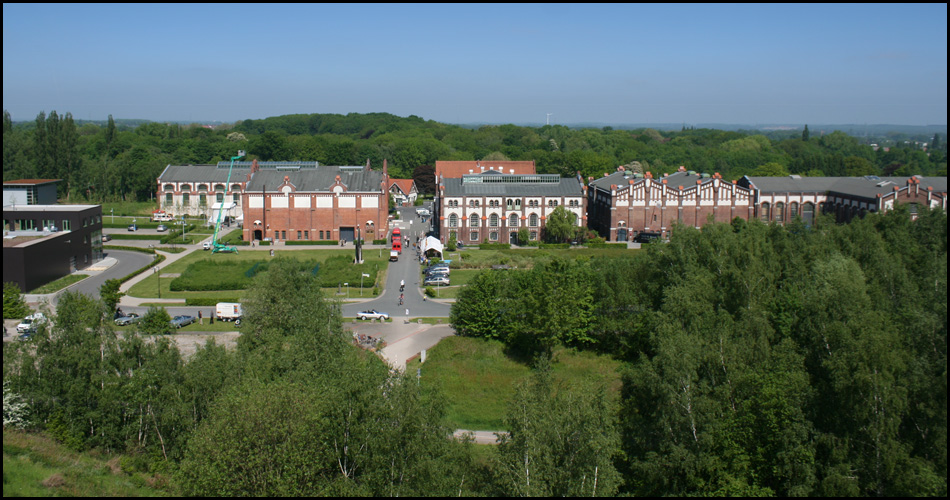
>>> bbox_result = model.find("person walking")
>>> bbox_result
[405,308,409,317]
[198,310,203,325]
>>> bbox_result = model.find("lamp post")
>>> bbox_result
[110,208,114,224]
[154,266,160,298]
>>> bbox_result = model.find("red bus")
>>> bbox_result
[391,228,402,253]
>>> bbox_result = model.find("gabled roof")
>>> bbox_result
[742,175,948,200]
[435,160,536,179]
[389,178,417,195]
[3,179,61,186]
[245,166,384,193]
[158,164,252,183]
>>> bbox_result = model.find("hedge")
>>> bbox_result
[478,243,511,250]
[538,243,570,249]
[372,239,388,245]
[185,297,241,306]
[586,242,629,248]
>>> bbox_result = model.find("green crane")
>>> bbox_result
[211,150,245,253]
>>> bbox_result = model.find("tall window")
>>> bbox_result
[529,213,538,227]
[489,214,499,227]
[760,202,770,222]
[509,214,519,227]
[199,194,207,206]
[183,193,190,205]
[789,202,799,220]
[775,202,785,223]
[470,231,478,241]
[470,214,479,227]
[216,193,224,203]
[233,193,240,203]
[802,202,815,226]
[449,214,458,227]
[165,192,173,204]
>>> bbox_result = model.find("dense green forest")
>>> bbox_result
[4,205,946,496]
[3,110,946,204]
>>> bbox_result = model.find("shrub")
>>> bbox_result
[185,298,241,306]
[3,282,30,319]
[138,307,172,335]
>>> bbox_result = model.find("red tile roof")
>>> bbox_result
[389,178,417,194]
[435,161,535,179]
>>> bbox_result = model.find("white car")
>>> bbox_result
[17,313,46,334]
[357,310,390,321]
[203,241,212,250]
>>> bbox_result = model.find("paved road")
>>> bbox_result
[341,205,452,319]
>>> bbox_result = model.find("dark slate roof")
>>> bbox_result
[245,166,384,192]
[158,164,252,183]
[744,175,947,199]
[442,173,583,197]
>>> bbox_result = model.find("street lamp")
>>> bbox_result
[154,266,160,298]
[110,208,114,224]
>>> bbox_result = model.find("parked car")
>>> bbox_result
[425,266,450,276]
[170,315,196,329]
[127,224,138,231]
[357,310,390,321]
[17,313,46,334]
[156,224,168,232]
[114,313,142,326]
[101,234,112,242]
[633,231,661,244]
[423,276,450,286]
[426,272,450,281]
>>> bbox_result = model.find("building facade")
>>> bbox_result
[3,179,61,207]
[437,171,586,244]
[157,162,252,221]
[241,161,390,243]
[3,204,103,292]
[739,175,948,224]
[587,166,754,241]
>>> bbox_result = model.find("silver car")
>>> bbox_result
[114,313,142,326]
[170,315,196,328]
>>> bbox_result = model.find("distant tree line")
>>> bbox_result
[4,110,946,204]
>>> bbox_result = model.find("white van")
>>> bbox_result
[215,302,243,325]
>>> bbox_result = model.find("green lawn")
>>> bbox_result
[408,336,623,430]
[3,430,170,497]
[28,274,89,294]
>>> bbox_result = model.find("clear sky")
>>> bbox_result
[3,3,947,126]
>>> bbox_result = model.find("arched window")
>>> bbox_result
[469,214,479,228]
[760,202,771,222]
[231,183,241,192]
[509,213,519,227]
[214,184,226,192]
[802,202,815,226]
[489,214,499,227]
[164,184,175,191]
[789,202,799,220]
[529,213,538,227]
[775,202,785,223]
[198,184,209,191]
[181,184,192,191]
[449,214,458,228]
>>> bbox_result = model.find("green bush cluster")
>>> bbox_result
[478,243,511,250]
[185,298,240,306]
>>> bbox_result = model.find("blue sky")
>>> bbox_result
[3,3,947,125]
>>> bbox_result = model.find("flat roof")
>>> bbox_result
[3,179,62,186]
[3,204,99,212]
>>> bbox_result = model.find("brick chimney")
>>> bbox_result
[251,159,259,173]
[383,159,388,177]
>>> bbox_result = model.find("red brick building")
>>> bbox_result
[435,160,536,180]
[587,166,754,241]
[241,160,390,243]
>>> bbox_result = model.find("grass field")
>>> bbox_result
[28,274,89,294]
[407,336,623,430]
[3,430,170,497]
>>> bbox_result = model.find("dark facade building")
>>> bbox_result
[3,204,103,292]
[3,178,61,206]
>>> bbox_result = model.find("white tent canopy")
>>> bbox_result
[421,236,443,257]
